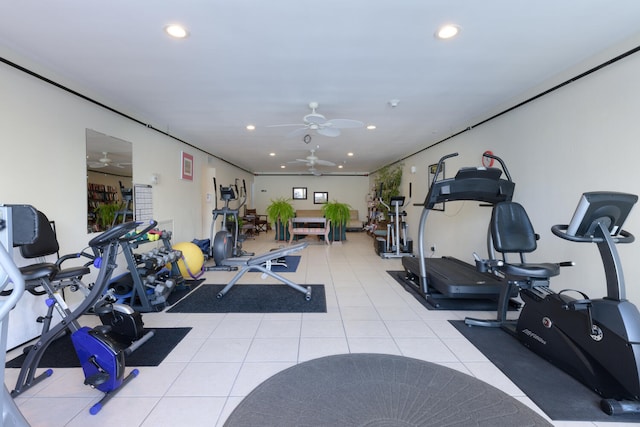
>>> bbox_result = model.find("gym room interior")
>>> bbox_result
[2,2,640,426]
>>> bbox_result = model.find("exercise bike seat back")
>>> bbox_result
[491,201,560,282]
[19,210,90,282]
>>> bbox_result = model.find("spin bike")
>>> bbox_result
[12,220,145,415]
[531,191,640,415]
[206,178,253,271]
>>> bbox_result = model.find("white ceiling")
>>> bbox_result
[3,1,640,176]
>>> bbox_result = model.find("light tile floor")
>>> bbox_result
[4,231,632,426]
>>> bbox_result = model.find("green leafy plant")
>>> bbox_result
[374,163,403,206]
[94,202,122,231]
[322,200,351,242]
[265,197,295,240]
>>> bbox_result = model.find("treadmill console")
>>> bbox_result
[423,165,514,208]
[454,167,502,181]
[390,196,405,206]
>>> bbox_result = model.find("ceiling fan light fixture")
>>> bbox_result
[435,24,460,40]
[165,24,189,39]
[366,124,376,130]
[246,124,255,131]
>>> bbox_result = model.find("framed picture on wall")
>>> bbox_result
[181,151,194,181]
[428,163,445,211]
[314,191,328,204]
[293,187,307,200]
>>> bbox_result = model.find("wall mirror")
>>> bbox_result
[86,129,133,233]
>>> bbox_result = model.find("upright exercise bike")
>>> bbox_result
[12,220,144,415]
[524,191,640,415]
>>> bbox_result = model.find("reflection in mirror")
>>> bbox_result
[86,129,133,233]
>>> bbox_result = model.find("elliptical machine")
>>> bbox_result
[12,220,145,415]
[372,183,413,258]
[521,191,640,415]
[206,178,253,271]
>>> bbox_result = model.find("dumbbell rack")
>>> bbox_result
[115,230,185,312]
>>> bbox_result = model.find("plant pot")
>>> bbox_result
[274,220,291,241]
[328,223,347,242]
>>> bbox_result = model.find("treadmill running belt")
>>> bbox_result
[401,256,515,310]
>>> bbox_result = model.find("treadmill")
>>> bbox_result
[401,152,517,309]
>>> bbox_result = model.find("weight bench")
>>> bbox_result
[217,242,312,300]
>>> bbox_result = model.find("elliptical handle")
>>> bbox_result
[552,224,635,244]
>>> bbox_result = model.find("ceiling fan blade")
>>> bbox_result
[315,159,336,167]
[87,162,106,168]
[267,123,306,128]
[325,119,364,129]
[286,127,310,138]
[317,127,341,137]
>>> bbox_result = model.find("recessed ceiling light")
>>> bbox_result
[165,24,189,39]
[338,165,343,169]
[269,152,276,156]
[246,124,256,131]
[280,165,286,169]
[347,152,354,157]
[366,125,376,130]
[435,24,460,40]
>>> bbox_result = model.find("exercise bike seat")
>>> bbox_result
[18,210,92,282]
[499,262,559,281]
[491,201,560,283]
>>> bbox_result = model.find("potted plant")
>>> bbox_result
[321,200,352,242]
[265,197,295,241]
[94,202,122,231]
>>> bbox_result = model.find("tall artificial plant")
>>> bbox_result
[374,163,403,206]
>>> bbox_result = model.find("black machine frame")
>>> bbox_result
[402,152,517,309]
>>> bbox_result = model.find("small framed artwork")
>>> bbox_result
[293,187,307,200]
[314,191,328,204]
[428,163,445,211]
[181,151,194,181]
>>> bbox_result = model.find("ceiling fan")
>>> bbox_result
[87,152,127,169]
[288,149,336,173]
[269,102,364,138]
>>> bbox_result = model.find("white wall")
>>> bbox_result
[0,57,254,347]
[391,49,640,304]
[253,174,370,224]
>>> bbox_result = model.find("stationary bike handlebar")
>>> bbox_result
[88,221,141,248]
[551,224,635,244]
[124,220,158,241]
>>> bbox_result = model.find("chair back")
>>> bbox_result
[19,210,59,259]
[491,202,537,256]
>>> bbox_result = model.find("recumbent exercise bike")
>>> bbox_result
[466,192,640,415]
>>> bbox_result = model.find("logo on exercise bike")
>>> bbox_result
[521,328,547,345]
